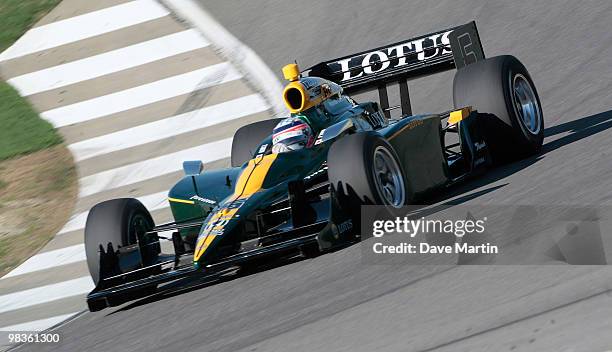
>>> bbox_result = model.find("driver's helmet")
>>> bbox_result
[272,116,314,153]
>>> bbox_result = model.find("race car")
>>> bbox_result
[84,21,543,311]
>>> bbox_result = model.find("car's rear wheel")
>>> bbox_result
[231,118,283,167]
[453,55,544,161]
[85,198,158,285]
[328,132,406,227]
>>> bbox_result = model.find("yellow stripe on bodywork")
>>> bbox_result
[194,234,217,260]
[233,153,278,198]
[168,197,195,204]
[194,153,278,262]
[448,106,473,125]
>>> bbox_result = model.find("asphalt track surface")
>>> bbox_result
[26,1,612,351]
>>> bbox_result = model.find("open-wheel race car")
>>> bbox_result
[85,21,543,311]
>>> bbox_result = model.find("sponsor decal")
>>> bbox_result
[201,207,239,237]
[337,219,353,234]
[257,143,268,155]
[474,141,486,151]
[334,31,453,82]
[314,128,325,145]
[227,198,246,209]
[407,119,424,129]
[190,195,216,205]
[394,118,424,135]
[202,223,226,237]
[366,110,386,128]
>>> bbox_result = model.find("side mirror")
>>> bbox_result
[182,160,203,176]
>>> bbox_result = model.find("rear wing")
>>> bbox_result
[305,21,485,117]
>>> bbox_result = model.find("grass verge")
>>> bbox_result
[0,0,76,276]
[1,0,63,160]
[0,0,62,51]
[0,82,63,160]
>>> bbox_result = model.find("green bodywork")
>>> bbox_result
[167,95,469,268]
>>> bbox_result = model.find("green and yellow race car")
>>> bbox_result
[84,21,543,311]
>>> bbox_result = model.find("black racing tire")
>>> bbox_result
[231,118,283,167]
[85,198,157,285]
[453,55,544,161]
[328,132,407,220]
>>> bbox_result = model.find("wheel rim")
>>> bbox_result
[372,146,405,208]
[128,214,149,244]
[511,73,542,135]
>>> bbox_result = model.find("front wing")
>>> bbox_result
[86,219,326,312]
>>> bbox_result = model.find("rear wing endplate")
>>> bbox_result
[305,21,485,117]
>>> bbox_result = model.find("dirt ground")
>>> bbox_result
[0,144,77,276]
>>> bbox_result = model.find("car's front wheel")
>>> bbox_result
[84,198,159,285]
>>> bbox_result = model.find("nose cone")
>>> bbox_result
[193,211,233,262]
[194,154,279,264]
[191,148,327,266]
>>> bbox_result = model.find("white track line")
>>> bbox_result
[57,190,171,235]
[0,277,93,315]
[55,212,90,236]
[0,312,79,331]
[0,0,169,62]
[0,0,270,335]
[9,29,210,96]
[161,0,287,117]
[5,190,177,278]
[2,245,85,279]
[79,138,232,198]
[41,62,242,128]
[69,94,268,162]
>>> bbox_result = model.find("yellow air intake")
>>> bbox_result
[282,63,311,113]
[283,81,309,113]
